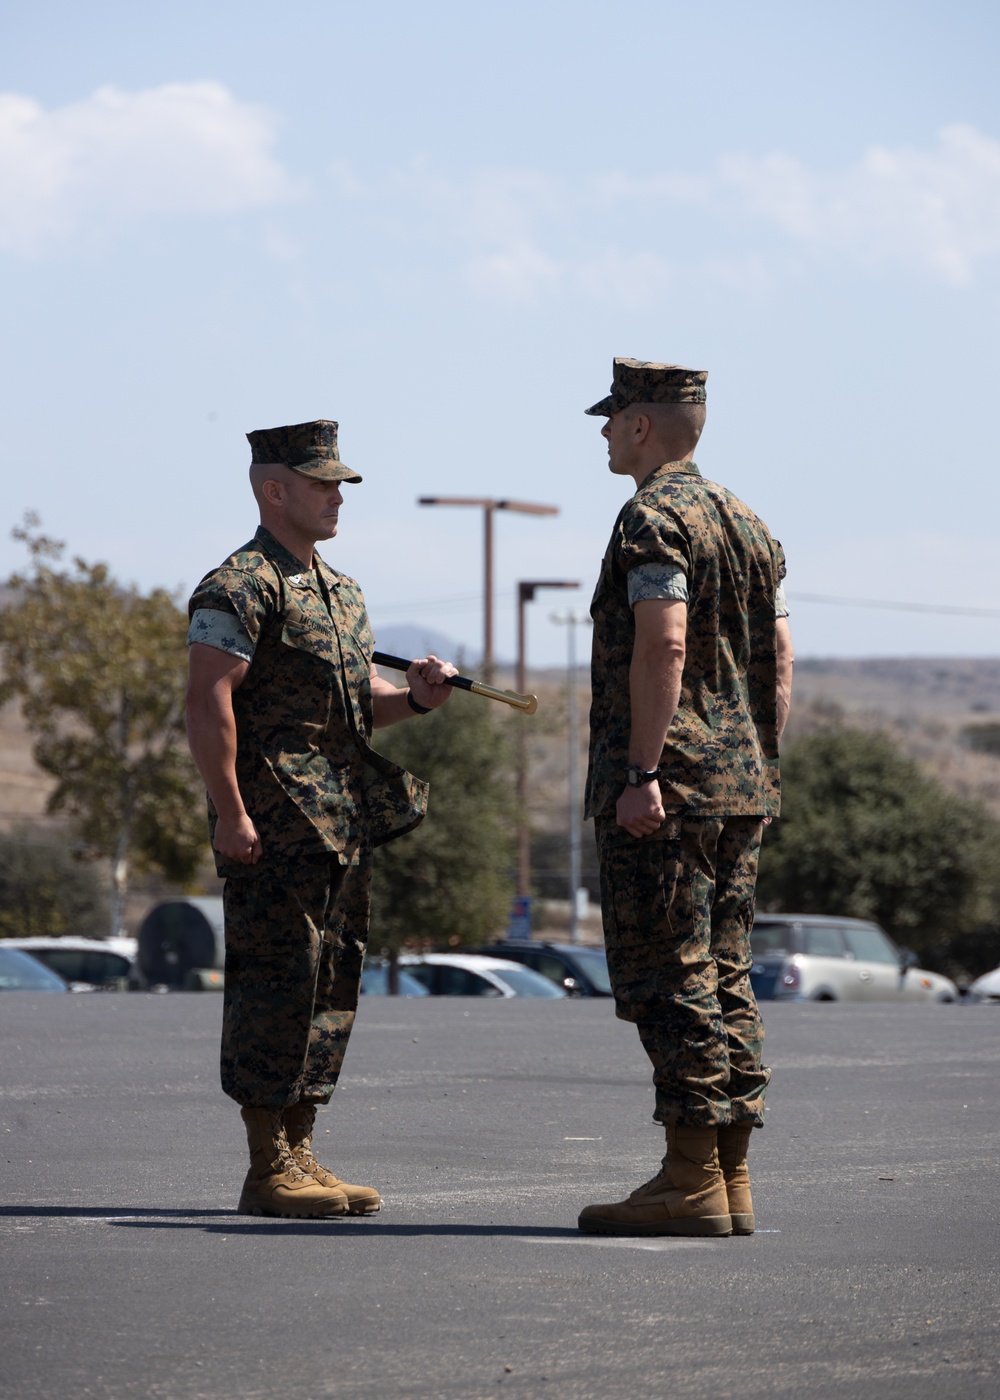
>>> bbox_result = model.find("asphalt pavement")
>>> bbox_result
[2,992,998,1400]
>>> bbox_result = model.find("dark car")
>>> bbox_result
[0,946,69,992]
[470,941,612,997]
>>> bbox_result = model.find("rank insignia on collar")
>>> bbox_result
[287,574,307,586]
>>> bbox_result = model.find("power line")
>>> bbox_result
[373,588,1000,623]
[372,591,529,619]
[789,592,1000,619]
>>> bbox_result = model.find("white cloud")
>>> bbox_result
[463,240,563,300]
[331,124,1000,301]
[718,124,1000,285]
[0,82,294,253]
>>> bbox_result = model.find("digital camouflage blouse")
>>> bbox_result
[586,463,786,824]
[189,527,427,875]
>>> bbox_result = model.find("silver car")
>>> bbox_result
[967,965,1000,1003]
[750,914,958,1003]
[400,953,567,998]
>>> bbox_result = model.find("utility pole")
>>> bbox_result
[417,497,558,681]
[515,580,579,899]
[550,609,592,944]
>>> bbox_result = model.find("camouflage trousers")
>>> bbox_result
[220,850,372,1108]
[596,812,770,1128]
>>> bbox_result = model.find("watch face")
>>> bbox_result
[626,766,658,786]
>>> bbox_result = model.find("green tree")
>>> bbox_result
[0,826,110,937]
[0,517,207,933]
[757,727,1000,967]
[370,691,518,981]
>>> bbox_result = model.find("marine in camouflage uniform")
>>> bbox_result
[186,420,454,1218]
[578,360,793,1239]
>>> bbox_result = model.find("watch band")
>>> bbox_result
[407,691,431,715]
[625,764,662,787]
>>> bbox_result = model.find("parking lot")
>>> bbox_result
[2,994,998,1399]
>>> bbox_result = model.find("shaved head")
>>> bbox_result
[249,461,299,506]
[622,401,706,460]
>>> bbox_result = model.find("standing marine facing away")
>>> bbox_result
[185,419,457,1218]
[579,359,794,1237]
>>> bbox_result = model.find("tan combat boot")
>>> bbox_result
[283,1102,381,1216]
[717,1124,754,1235]
[578,1126,732,1237]
[238,1106,348,1218]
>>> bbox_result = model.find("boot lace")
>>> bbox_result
[263,1110,310,1182]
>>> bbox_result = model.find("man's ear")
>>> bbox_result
[632,412,652,444]
[261,477,285,507]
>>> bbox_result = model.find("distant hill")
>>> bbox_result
[792,657,1000,718]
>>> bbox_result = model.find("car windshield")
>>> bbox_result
[0,947,68,991]
[566,948,612,994]
[493,967,566,998]
[751,922,793,956]
[360,964,429,996]
[842,925,899,966]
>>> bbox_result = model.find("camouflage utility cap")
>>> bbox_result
[247,420,362,483]
[585,358,708,417]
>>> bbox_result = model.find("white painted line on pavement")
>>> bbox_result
[516,1230,780,1250]
[517,1236,721,1252]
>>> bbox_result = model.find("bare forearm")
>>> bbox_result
[628,641,685,768]
[186,692,246,820]
[775,617,794,741]
[615,598,688,837]
[371,676,416,729]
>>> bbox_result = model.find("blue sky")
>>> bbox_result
[2,1,998,665]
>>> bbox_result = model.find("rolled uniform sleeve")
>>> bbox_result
[627,562,690,608]
[187,566,275,662]
[187,608,256,662]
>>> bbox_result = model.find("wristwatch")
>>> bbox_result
[625,764,662,787]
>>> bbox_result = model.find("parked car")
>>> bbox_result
[400,953,567,998]
[0,945,69,992]
[360,962,431,996]
[2,936,138,991]
[470,940,612,997]
[749,914,958,1002]
[967,965,1000,1002]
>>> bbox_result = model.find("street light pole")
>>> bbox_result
[550,608,592,944]
[515,580,579,898]
[417,496,558,681]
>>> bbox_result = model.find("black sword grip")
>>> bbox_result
[371,650,474,692]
